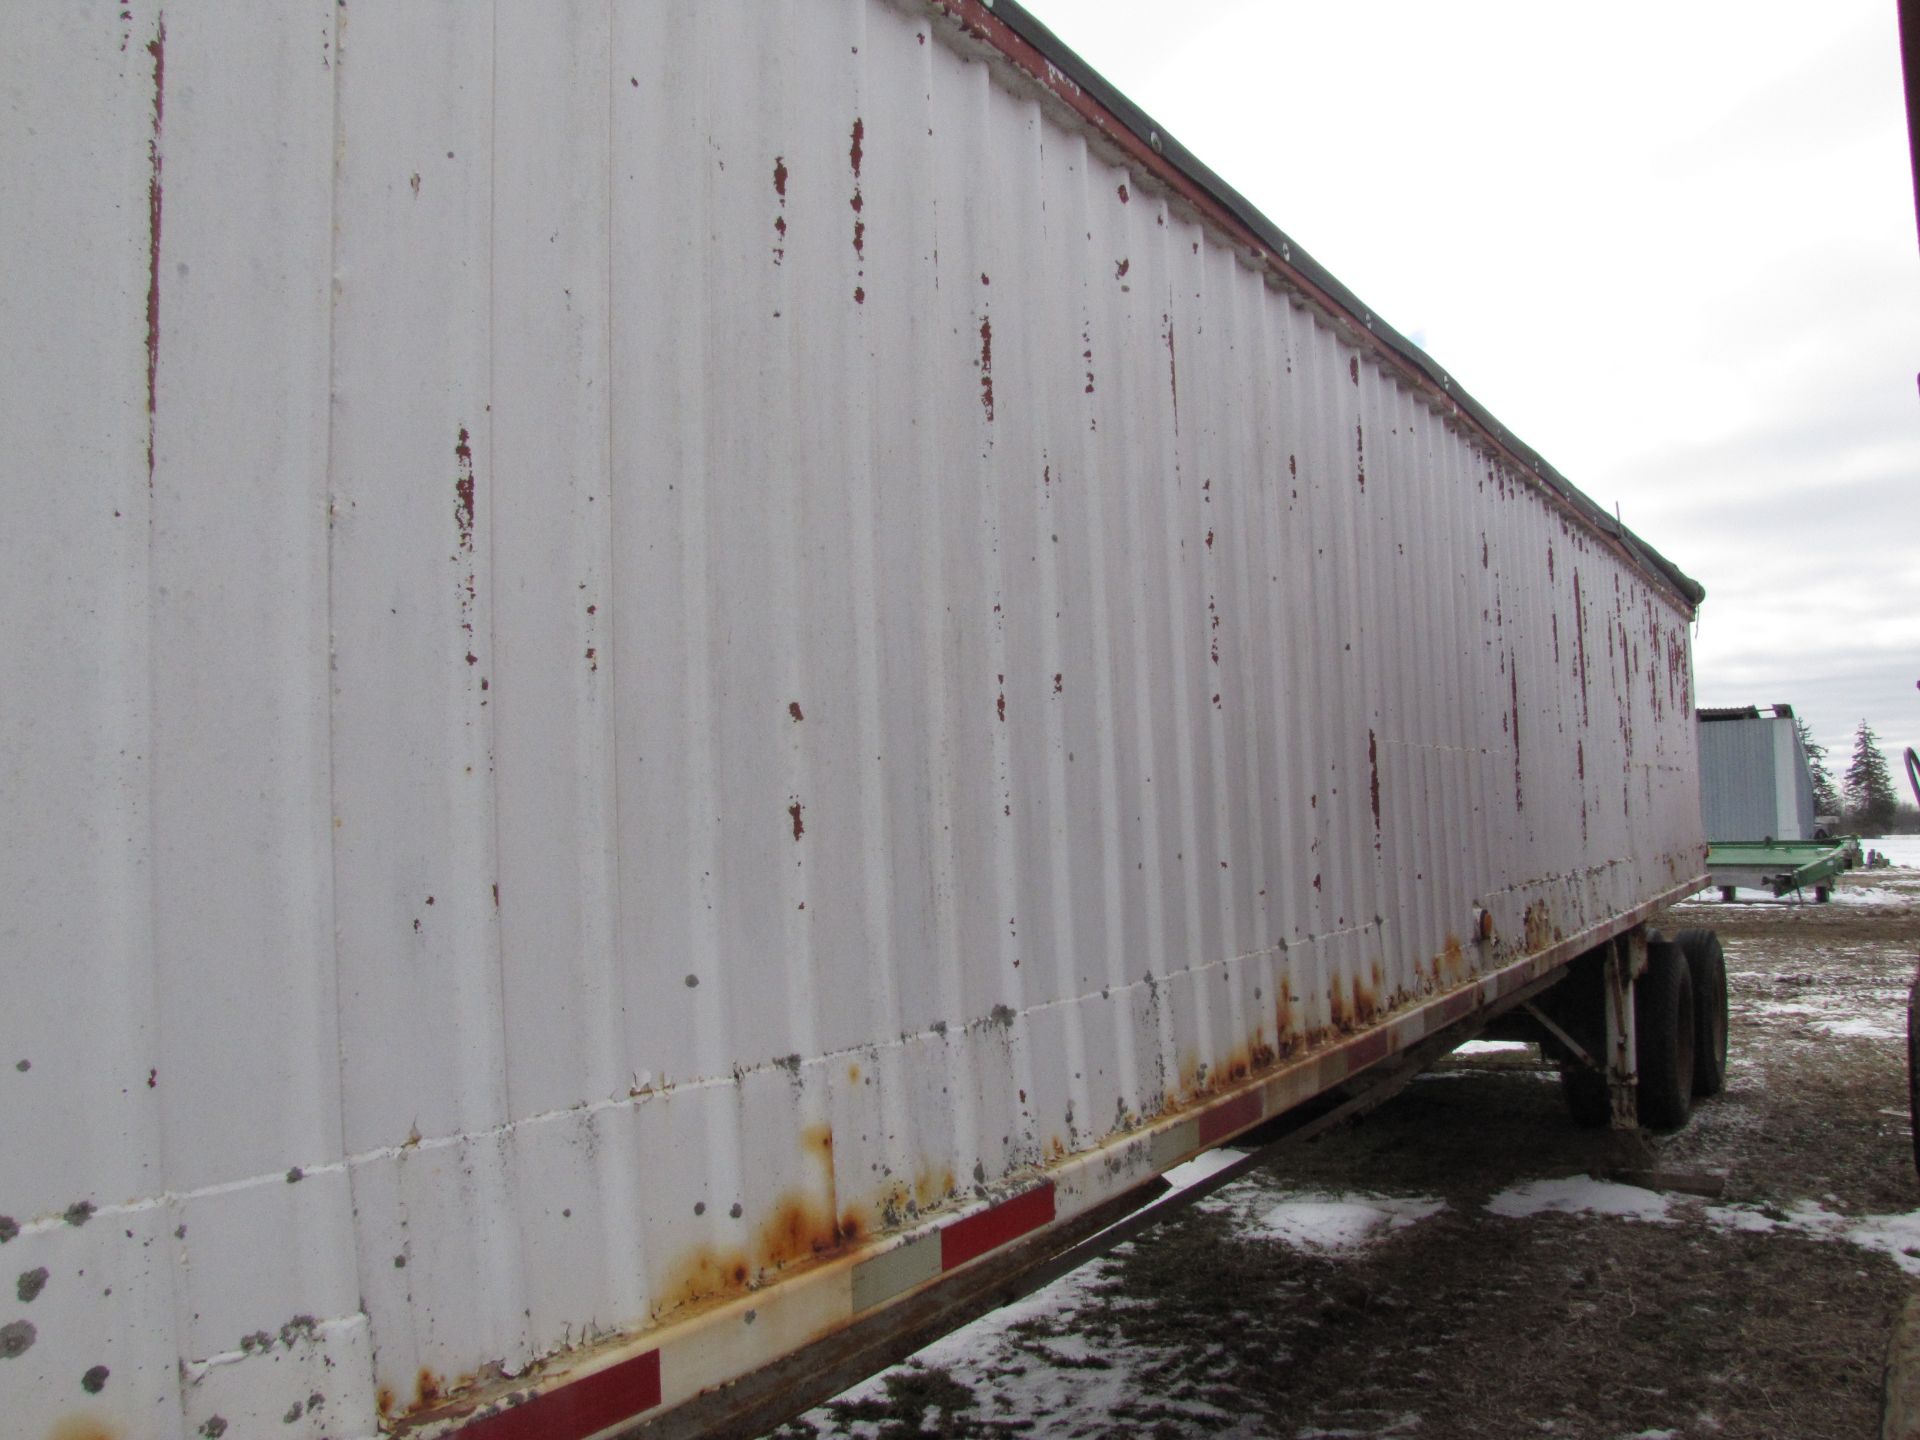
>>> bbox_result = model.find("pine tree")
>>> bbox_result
[1843,719,1896,835]
[1795,717,1840,817]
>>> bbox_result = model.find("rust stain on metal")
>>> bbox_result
[1114,257,1129,279]
[848,117,864,179]
[454,429,476,554]
[1572,569,1590,725]
[1116,182,1129,203]
[1367,730,1381,843]
[1348,355,1358,386]
[772,155,787,263]
[788,701,804,722]
[144,14,167,488]
[978,317,994,420]
[788,799,805,841]
[995,690,1006,722]
[1052,673,1062,694]
[1354,423,1365,490]
[1509,647,1523,811]
[1163,315,1179,429]
[47,1421,119,1440]
[658,1127,848,1320]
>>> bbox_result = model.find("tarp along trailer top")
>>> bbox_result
[0,2,1706,1438]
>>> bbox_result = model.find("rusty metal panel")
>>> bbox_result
[0,3,1705,1438]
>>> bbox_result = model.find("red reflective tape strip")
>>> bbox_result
[1197,1089,1263,1147]
[941,1184,1055,1271]
[456,1349,660,1440]
[1345,1029,1391,1075]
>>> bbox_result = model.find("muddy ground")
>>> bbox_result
[772,867,1920,1440]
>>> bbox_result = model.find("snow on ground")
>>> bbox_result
[1485,1175,1673,1223]
[1869,834,1920,868]
[810,1252,1244,1439]
[1196,1188,1446,1253]
[1701,1200,1920,1275]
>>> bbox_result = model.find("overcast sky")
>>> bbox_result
[1018,0,1919,776]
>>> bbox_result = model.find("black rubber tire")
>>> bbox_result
[1675,929,1729,1098]
[1908,959,1920,1182]
[1636,938,1696,1130]
[1560,1064,1611,1127]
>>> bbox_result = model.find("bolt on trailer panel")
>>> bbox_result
[0,2,1705,1437]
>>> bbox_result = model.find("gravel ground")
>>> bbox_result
[772,862,1920,1440]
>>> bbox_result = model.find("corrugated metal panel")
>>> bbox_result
[1698,714,1816,840]
[0,4,1704,1437]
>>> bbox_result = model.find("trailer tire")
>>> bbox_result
[1675,929,1729,1098]
[1561,1065,1611,1127]
[1636,938,1695,1130]
[1908,959,1920,1181]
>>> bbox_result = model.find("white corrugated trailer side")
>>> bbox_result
[0,3,1708,1437]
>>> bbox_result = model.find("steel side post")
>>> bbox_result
[1605,929,1647,1129]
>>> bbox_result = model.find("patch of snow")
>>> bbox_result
[1486,1175,1673,1223]
[1866,834,1920,868]
[1812,1015,1904,1041]
[1453,1039,1533,1056]
[1702,1199,1920,1273]
[1830,884,1910,906]
[1295,1414,1423,1438]
[1198,1187,1445,1253]
[1241,1196,1447,1254]
[804,1253,1243,1439]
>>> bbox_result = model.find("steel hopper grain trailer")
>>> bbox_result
[0,3,1719,1437]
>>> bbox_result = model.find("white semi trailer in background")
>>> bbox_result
[1,3,1720,1437]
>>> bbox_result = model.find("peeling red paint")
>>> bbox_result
[1572,570,1590,726]
[1163,316,1179,430]
[1509,648,1524,811]
[144,14,167,487]
[772,155,787,264]
[978,317,994,421]
[1368,730,1381,843]
[454,429,476,554]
